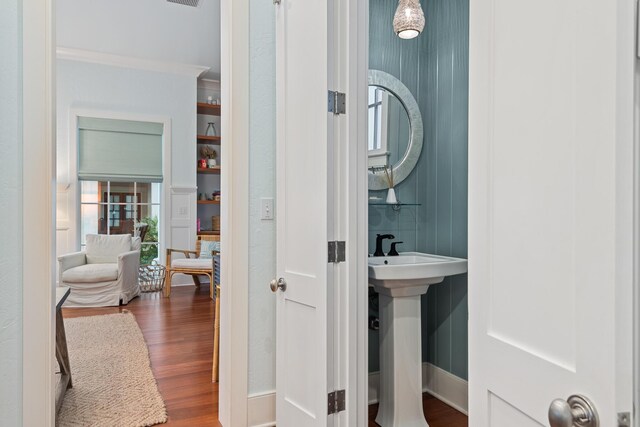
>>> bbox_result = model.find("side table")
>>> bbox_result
[55,286,72,413]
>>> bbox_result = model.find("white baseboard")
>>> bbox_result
[248,390,276,427]
[243,365,465,427]
[368,362,468,415]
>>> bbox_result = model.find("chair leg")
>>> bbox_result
[208,273,214,299]
[164,271,173,298]
[212,285,221,383]
[192,275,202,288]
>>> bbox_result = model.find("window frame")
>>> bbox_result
[79,180,162,263]
[368,86,390,168]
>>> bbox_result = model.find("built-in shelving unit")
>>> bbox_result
[197,99,222,237]
[197,102,221,116]
[197,135,221,144]
[197,167,221,174]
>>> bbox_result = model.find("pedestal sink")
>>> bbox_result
[369,252,467,427]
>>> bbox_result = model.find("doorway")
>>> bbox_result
[364,0,469,425]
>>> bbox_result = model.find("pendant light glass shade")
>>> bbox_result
[393,0,425,39]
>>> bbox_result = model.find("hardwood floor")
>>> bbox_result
[63,285,222,427]
[63,285,467,427]
[368,393,468,427]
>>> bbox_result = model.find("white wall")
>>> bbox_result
[56,59,199,260]
[0,0,23,423]
[57,0,221,79]
[248,0,276,395]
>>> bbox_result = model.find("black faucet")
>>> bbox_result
[374,234,395,257]
[388,241,403,256]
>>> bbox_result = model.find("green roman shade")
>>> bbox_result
[77,117,164,183]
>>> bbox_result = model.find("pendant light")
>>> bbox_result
[393,0,425,40]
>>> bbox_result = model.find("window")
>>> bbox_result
[77,116,164,265]
[368,86,389,167]
[81,181,161,265]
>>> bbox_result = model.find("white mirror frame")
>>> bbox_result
[368,69,424,190]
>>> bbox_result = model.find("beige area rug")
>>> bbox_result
[57,312,167,427]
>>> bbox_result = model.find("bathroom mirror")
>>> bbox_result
[368,69,424,190]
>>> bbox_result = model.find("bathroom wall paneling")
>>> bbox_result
[368,0,469,381]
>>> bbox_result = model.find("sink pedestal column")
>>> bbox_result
[375,292,429,427]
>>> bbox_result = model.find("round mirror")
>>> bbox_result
[368,70,423,190]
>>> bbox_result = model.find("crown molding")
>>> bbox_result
[56,47,210,78]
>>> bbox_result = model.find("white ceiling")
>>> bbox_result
[57,0,221,80]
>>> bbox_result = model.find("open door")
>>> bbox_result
[469,0,635,426]
[273,0,332,425]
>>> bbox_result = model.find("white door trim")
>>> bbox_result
[22,0,56,424]
[635,5,640,420]
[344,0,369,425]
[219,0,250,425]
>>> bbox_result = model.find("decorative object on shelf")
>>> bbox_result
[199,158,207,168]
[197,218,201,232]
[200,146,218,167]
[212,215,220,231]
[386,188,398,204]
[393,0,425,39]
[384,166,398,204]
[199,193,206,201]
[205,122,217,137]
[207,95,213,104]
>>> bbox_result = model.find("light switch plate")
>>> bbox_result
[261,198,274,220]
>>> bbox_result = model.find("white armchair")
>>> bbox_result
[58,234,141,307]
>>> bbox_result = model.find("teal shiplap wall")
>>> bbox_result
[368,0,469,380]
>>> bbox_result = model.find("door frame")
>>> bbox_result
[219,0,250,425]
[343,0,369,425]
[21,0,252,425]
[22,0,57,424]
[346,1,638,426]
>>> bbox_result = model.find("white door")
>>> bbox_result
[468,0,635,426]
[274,0,332,425]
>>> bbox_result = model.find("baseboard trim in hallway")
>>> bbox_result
[368,362,469,415]
[248,390,276,427]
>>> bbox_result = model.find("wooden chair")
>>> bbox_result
[164,235,219,298]
[134,223,149,242]
[212,284,221,382]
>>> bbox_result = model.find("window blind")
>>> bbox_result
[77,117,164,183]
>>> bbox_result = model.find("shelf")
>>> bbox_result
[198,230,220,236]
[197,102,221,116]
[197,200,220,205]
[369,203,421,206]
[197,135,221,144]
[197,167,221,174]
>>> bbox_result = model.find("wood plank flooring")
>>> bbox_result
[62,285,222,426]
[368,393,469,427]
[63,285,467,427]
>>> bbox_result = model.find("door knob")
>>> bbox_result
[548,395,599,427]
[270,278,287,293]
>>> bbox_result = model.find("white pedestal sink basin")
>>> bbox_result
[369,252,467,427]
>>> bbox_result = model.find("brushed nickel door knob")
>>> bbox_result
[270,277,286,293]
[549,395,599,427]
